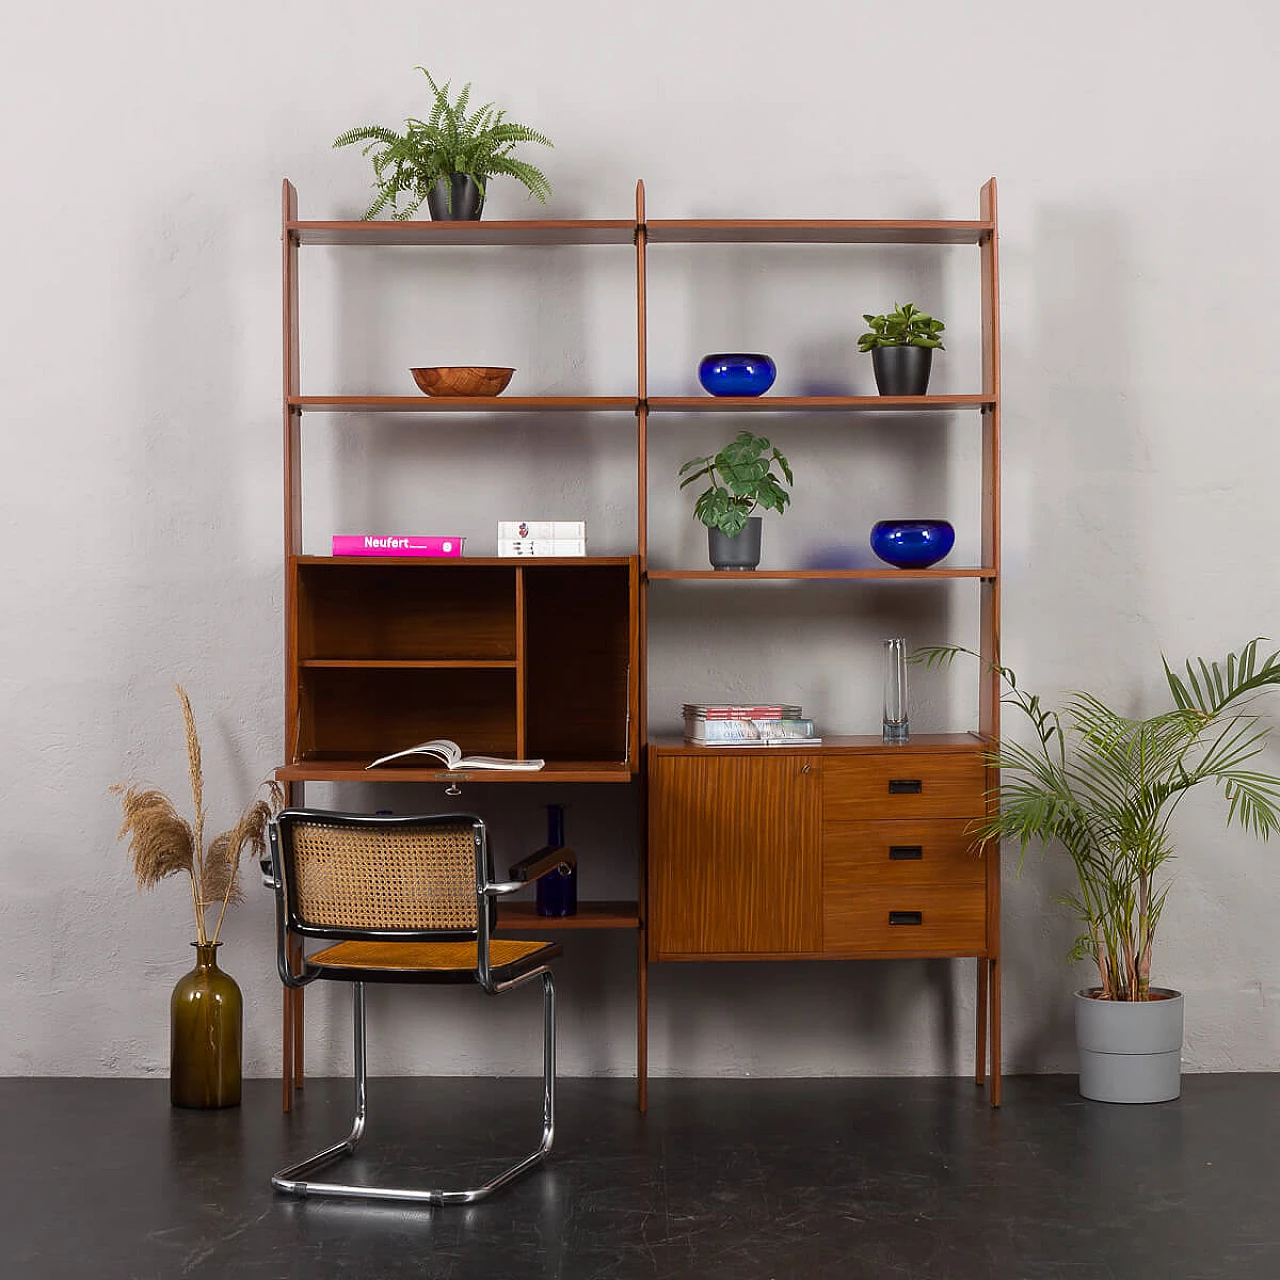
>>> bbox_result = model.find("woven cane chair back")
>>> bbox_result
[276,812,486,940]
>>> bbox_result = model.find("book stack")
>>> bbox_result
[682,703,821,746]
[497,521,587,557]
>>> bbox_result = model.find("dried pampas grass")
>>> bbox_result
[113,685,284,945]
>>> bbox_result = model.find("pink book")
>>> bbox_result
[331,535,465,557]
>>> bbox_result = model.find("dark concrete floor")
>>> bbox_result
[2,1073,1278,1279]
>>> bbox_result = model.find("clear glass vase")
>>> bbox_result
[883,638,910,743]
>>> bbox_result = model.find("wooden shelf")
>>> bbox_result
[288,217,992,248]
[297,554,635,568]
[277,758,636,784]
[646,395,994,413]
[646,568,996,581]
[496,901,640,930]
[291,395,994,414]
[298,659,518,670]
[289,219,636,247]
[645,219,993,245]
[648,733,987,754]
[290,395,636,413]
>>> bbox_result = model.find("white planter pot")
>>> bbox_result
[1074,987,1184,1104]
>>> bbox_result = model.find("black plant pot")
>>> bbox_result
[871,345,934,396]
[426,174,485,221]
[708,517,762,571]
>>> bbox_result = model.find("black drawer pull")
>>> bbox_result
[889,910,923,926]
[889,845,923,860]
[888,779,923,794]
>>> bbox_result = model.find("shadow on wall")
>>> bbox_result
[993,203,1149,1072]
[1016,204,1150,656]
[647,958,967,1078]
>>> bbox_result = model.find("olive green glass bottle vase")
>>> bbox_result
[170,941,243,1108]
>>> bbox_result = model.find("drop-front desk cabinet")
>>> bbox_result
[276,176,1002,1112]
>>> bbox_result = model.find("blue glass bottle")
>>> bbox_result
[536,803,577,917]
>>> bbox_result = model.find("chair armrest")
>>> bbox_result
[507,844,577,884]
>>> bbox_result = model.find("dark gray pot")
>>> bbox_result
[708,516,762,570]
[426,174,485,221]
[1074,987,1183,1104]
[871,345,934,396]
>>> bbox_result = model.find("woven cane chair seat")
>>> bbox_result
[307,937,561,985]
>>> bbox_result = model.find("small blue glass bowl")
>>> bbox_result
[698,353,777,397]
[870,519,956,569]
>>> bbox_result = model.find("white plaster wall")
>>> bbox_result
[4,0,1280,1079]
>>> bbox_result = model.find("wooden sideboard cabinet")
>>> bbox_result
[648,734,1000,1101]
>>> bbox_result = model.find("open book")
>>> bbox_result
[365,739,545,771]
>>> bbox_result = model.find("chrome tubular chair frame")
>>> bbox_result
[264,809,572,1206]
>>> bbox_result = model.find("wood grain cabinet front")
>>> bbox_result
[647,744,991,961]
[821,752,989,955]
[648,751,822,959]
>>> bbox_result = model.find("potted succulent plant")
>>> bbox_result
[333,67,553,220]
[678,430,793,570]
[917,638,1280,1103]
[858,302,946,395]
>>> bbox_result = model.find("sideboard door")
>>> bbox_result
[648,752,822,959]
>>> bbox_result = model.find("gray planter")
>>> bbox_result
[707,517,762,570]
[1074,987,1183,1104]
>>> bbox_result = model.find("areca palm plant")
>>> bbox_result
[916,638,1280,1001]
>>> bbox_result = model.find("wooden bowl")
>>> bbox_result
[411,366,515,397]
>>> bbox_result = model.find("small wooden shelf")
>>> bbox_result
[299,659,518,670]
[299,555,635,568]
[290,396,636,413]
[646,568,996,581]
[648,733,987,754]
[496,901,640,930]
[277,758,635,784]
[646,395,994,412]
[289,219,636,247]
[645,219,993,245]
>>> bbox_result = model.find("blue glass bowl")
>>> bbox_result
[698,353,777,397]
[870,519,956,569]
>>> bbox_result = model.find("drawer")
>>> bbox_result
[824,884,987,954]
[823,753,986,821]
[824,820,986,889]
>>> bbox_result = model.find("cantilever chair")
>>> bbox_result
[264,808,575,1205]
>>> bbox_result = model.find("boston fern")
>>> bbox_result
[678,431,793,537]
[333,67,552,220]
[915,638,1280,1001]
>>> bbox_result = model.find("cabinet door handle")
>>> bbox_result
[888,779,923,794]
[888,845,923,860]
[888,910,924,926]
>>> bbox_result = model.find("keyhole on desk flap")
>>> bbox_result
[800,764,811,774]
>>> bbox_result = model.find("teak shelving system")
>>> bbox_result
[278,178,1002,1111]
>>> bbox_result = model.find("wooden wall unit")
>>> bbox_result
[277,178,1002,1110]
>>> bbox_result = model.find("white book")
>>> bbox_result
[365,738,545,771]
